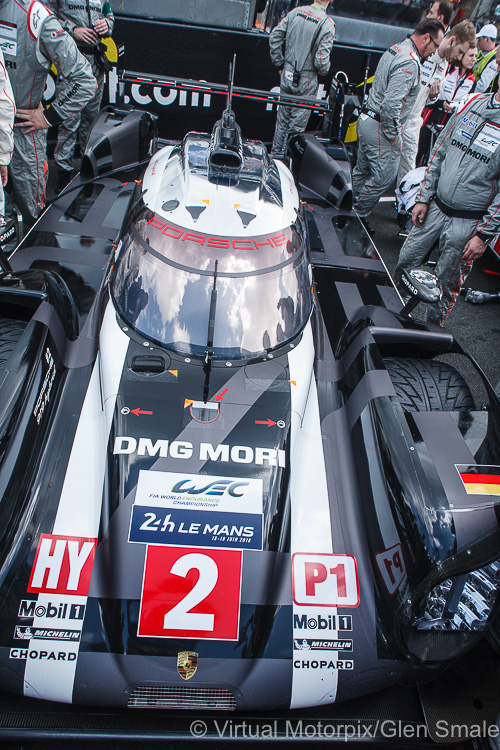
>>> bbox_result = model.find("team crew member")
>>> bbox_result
[269,0,335,156]
[0,48,14,224]
[50,0,114,189]
[352,19,445,224]
[395,88,500,324]
[416,45,477,166]
[397,20,475,185]
[0,0,96,229]
[427,0,454,26]
[473,24,498,93]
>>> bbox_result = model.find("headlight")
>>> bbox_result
[401,561,500,663]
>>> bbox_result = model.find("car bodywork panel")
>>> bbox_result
[0,111,498,713]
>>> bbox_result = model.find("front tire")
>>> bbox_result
[0,318,27,368]
[383,357,475,412]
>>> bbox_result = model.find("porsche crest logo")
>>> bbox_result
[177,651,198,680]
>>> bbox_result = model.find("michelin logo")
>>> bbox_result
[14,626,80,642]
[293,638,353,651]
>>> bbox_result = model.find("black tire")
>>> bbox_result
[383,357,475,412]
[0,318,27,368]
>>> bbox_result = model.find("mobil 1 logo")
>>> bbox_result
[18,599,85,621]
[294,613,352,631]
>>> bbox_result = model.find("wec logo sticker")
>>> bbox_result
[135,470,263,512]
[171,478,249,497]
[131,472,264,550]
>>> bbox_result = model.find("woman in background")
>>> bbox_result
[416,45,477,167]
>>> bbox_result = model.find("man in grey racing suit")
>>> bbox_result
[395,90,500,324]
[269,0,335,156]
[352,19,445,222]
[0,48,14,225]
[0,0,96,228]
[396,20,476,186]
[50,0,114,186]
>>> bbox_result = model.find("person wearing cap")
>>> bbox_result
[473,24,498,93]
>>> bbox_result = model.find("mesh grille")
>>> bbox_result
[128,685,236,710]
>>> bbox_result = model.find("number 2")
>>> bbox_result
[163,553,218,631]
[139,546,242,641]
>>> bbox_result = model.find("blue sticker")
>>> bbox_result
[129,505,263,550]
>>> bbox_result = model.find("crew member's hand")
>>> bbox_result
[412,202,428,227]
[443,101,454,112]
[429,81,441,98]
[73,26,98,45]
[462,235,487,263]
[93,18,109,36]
[0,165,7,186]
[14,103,50,134]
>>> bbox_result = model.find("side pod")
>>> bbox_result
[81,105,158,180]
[287,133,352,211]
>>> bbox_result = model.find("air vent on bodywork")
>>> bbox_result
[128,685,236,710]
[131,355,165,374]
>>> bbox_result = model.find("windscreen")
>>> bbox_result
[111,207,311,360]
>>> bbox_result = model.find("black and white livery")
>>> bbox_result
[0,95,499,713]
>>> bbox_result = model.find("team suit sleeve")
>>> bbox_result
[474,59,497,94]
[474,139,500,241]
[49,0,75,35]
[416,108,459,204]
[312,18,335,76]
[39,15,97,127]
[0,50,14,166]
[102,1,114,36]
[380,60,420,142]
[269,15,288,69]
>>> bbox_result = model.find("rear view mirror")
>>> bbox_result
[400,267,442,315]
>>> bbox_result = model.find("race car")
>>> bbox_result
[0,93,498,715]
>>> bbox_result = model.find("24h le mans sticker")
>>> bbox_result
[138,546,242,640]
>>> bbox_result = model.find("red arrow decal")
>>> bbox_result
[131,408,153,416]
[216,388,228,402]
[255,419,277,427]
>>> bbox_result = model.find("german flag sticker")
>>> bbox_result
[456,465,500,496]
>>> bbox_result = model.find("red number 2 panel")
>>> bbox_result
[138,546,243,640]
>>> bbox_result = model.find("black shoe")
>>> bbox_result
[56,169,72,195]
[360,216,375,235]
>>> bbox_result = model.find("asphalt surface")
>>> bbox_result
[368,197,500,405]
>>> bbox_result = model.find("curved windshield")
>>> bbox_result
[111,206,311,360]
